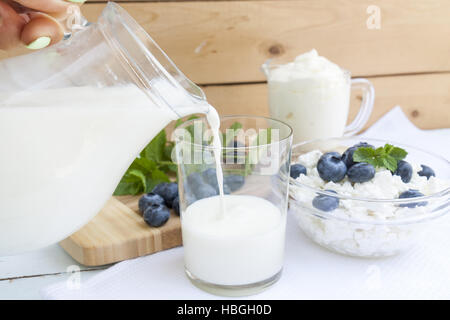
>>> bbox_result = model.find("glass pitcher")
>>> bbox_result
[0,2,210,255]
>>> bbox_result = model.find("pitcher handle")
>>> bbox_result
[20,4,90,41]
[62,4,91,39]
[344,78,375,136]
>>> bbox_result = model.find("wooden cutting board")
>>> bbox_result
[59,195,182,266]
[60,175,270,266]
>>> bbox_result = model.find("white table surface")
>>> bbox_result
[0,245,107,299]
[7,211,450,300]
[2,107,449,300]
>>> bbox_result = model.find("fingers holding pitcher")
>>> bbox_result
[0,0,86,51]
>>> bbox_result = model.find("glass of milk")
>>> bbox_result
[262,49,375,144]
[174,116,293,296]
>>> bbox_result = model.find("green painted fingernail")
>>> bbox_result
[67,0,85,3]
[26,37,51,50]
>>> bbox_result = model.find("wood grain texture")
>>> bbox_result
[79,0,450,84]
[2,0,450,84]
[60,197,181,266]
[202,73,450,130]
[86,0,296,2]
[0,0,448,130]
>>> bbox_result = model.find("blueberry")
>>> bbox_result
[317,152,347,182]
[394,160,413,183]
[187,172,204,188]
[341,146,358,168]
[194,183,217,200]
[312,190,339,212]
[200,168,230,194]
[172,196,180,216]
[290,164,307,179]
[398,189,427,208]
[143,203,170,227]
[152,182,168,196]
[418,165,435,180]
[347,163,376,183]
[138,192,165,214]
[215,182,231,195]
[224,175,245,192]
[202,168,218,187]
[185,191,197,205]
[341,142,374,168]
[354,142,374,149]
[152,182,178,208]
[164,183,179,206]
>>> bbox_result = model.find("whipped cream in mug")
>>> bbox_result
[264,49,373,143]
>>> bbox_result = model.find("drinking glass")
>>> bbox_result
[174,116,293,296]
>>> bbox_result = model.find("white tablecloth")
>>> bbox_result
[42,107,450,299]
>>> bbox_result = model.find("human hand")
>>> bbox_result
[0,0,85,51]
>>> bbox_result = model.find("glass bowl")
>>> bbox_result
[289,137,450,258]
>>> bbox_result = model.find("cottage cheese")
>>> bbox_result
[290,150,449,257]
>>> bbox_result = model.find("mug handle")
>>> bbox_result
[344,78,375,136]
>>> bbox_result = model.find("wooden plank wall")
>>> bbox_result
[1,0,449,129]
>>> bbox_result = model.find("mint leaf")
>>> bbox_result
[128,169,147,191]
[145,168,170,193]
[374,157,386,168]
[141,130,166,162]
[353,143,407,172]
[114,158,156,195]
[175,115,199,128]
[229,122,243,131]
[133,157,157,172]
[365,158,379,168]
[389,147,407,160]
[164,141,175,160]
[353,147,376,162]
[114,181,142,196]
[373,146,385,157]
[383,144,394,154]
[115,116,251,196]
[114,172,144,195]
[382,155,398,172]
[115,115,203,195]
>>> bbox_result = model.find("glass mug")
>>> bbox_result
[262,59,374,144]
